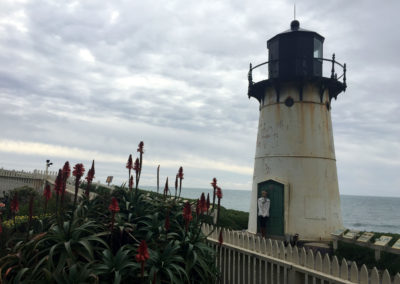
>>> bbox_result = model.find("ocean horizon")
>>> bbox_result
[141,185,400,234]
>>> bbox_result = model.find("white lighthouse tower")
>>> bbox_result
[247,20,347,240]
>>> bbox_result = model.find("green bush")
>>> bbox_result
[217,207,248,230]
[335,240,400,275]
[3,186,60,218]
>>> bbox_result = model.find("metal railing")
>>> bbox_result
[248,53,347,89]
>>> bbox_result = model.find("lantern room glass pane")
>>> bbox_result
[268,40,279,78]
[313,38,322,58]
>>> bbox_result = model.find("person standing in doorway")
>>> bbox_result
[258,190,270,238]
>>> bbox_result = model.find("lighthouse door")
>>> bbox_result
[258,180,284,236]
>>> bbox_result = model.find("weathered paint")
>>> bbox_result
[248,82,343,240]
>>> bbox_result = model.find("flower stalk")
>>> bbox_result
[85,160,95,198]
[136,240,149,279]
[133,158,140,195]
[126,154,133,184]
[216,186,222,226]
[129,175,133,191]
[183,201,192,232]
[72,163,85,208]
[10,193,19,231]
[43,182,51,215]
[60,162,70,220]
[156,165,160,193]
[136,141,144,194]
[68,163,85,238]
[163,177,169,198]
[177,167,183,197]
[211,178,217,210]
[109,197,120,231]
[164,211,170,232]
[54,169,62,216]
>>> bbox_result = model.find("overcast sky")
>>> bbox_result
[0,0,399,197]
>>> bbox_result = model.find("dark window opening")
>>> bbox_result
[284,97,294,107]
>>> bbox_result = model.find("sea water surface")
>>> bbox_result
[142,186,400,234]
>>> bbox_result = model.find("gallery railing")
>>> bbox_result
[248,54,347,98]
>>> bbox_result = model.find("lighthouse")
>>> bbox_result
[247,20,347,240]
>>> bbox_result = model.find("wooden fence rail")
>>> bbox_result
[203,224,400,284]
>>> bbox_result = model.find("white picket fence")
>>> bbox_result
[203,224,400,284]
[0,168,58,179]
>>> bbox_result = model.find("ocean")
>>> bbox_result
[142,186,400,234]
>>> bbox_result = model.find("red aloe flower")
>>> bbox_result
[183,201,192,231]
[137,141,144,154]
[72,163,85,180]
[72,163,85,207]
[85,160,95,197]
[177,167,184,180]
[165,212,170,231]
[126,154,133,170]
[109,197,120,212]
[211,178,217,189]
[133,158,140,175]
[54,169,63,195]
[195,199,200,217]
[86,160,95,183]
[129,175,134,190]
[44,183,52,201]
[61,162,71,194]
[126,154,133,182]
[164,177,169,196]
[136,142,144,191]
[62,161,71,176]
[10,194,19,214]
[136,240,150,278]
[211,177,217,209]
[200,193,207,213]
[133,157,141,192]
[62,161,71,180]
[109,197,120,231]
[206,193,210,212]
[177,167,184,197]
[218,229,223,247]
[216,186,223,199]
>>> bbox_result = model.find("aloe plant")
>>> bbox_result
[35,219,109,274]
[0,141,220,283]
[93,245,139,283]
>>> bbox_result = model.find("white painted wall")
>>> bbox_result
[248,82,343,240]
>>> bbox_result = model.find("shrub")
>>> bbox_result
[335,240,400,276]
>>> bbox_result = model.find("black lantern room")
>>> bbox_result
[268,20,324,79]
[248,20,346,103]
